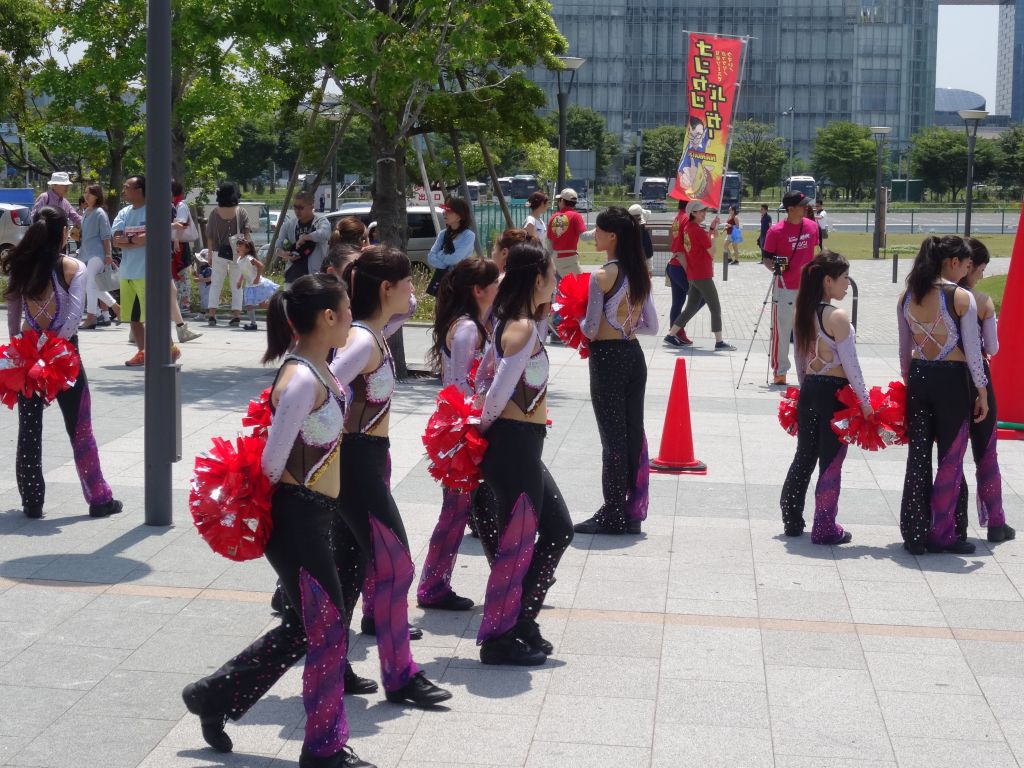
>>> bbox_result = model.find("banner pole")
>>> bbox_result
[719,36,750,282]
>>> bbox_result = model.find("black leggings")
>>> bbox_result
[197,485,359,737]
[477,419,573,642]
[16,335,112,512]
[901,360,972,548]
[589,339,649,528]
[957,362,1005,530]
[780,375,849,544]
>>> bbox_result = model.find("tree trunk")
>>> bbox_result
[479,137,513,228]
[447,130,484,256]
[370,123,410,378]
[305,112,354,193]
[107,146,125,216]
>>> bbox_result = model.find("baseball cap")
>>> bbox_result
[557,188,578,202]
[627,204,650,224]
[685,200,710,216]
[782,191,809,209]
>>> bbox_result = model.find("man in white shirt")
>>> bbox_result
[815,199,829,241]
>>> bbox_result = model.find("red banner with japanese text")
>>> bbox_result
[670,34,745,208]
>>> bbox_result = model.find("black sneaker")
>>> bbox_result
[480,632,547,666]
[925,540,976,555]
[384,671,452,707]
[340,746,377,768]
[360,615,423,640]
[345,663,379,695]
[715,341,737,351]
[784,523,804,537]
[573,515,626,535]
[988,524,1016,543]
[206,316,217,327]
[23,504,44,519]
[663,334,685,348]
[515,618,553,655]
[181,682,232,753]
[228,317,241,327]
[243,322,258,331]
[418,591,474,611]
[89,499,123,518]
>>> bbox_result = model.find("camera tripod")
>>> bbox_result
[735,270,781,389]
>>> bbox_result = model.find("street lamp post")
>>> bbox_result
[959,109,988,238]
[782,106,795,179]
[555,56,586,193]
[870,126,891,261]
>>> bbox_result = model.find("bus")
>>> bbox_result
[495,177,512,199]
[509,174,538,202]
[640,177,669,211]
[785,175,817,201]
[722,172,742,210]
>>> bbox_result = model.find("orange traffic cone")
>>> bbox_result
[992,204,1024,441]
[650,357,707,475]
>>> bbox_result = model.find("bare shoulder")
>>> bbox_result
[594,261,618,291]
[501,318,535,356]
[62,256,81,282]
[824,306,852,340]
[952,285,973,315]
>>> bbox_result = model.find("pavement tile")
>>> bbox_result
[401,711,536,764]
[0,643,131,690]
[890,737,1019,768]
[69,669,197,721]
[557,618,664,658]
[8,714,173,768]
[0,684,83,737]
[770,706,894,761]
[660,624,764,683]
[651,724,773,768]
[876,691,1003,741]
[535,694,655,747]
[655,678,769,729]
[864,650,981,696]
[761,628,866,670]
[525,741,649,768]
[548,653,659,699]
[437,665,551,715]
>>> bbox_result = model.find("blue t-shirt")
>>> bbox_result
[79,207,112,262]
[111,204,147,279]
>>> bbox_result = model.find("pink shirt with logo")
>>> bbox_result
[762,218,819,290]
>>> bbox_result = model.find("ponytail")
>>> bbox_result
[595,206,652,306]
[906,235,972,302]
[793,251,849,361]
[1,207,67,299]
[262,273,347,363]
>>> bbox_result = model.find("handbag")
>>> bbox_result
[217,208,244,259]
[426,267,449,297]
[95,262,120,293]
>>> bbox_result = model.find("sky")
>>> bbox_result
[936,5,999,110]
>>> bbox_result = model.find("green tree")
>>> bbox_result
[810,122,876,200]
[995,124,1024,195]
[220,121,277,191]
[637,125,686,181]
[0,0,53,171]
[908,127,999,201]
[729,120,786,196]
[544,104,614,180]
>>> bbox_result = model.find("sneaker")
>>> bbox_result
[515,618,553,655]
[573,514,626,535]
[925,539,976,555]
[243,322,258,331]
[171,346,181,363]
[784,522,805,537]
[181,683,233,753]
[176,323,203,343]
[480,632,547,666]
[384,671,452,707]
[663,334,685,348]
[773,375,788,386]
[125,350,145,367]
[96,316,112,327]
[228,317,241,327]
[418,591,474,611]
[988,524,1016,543]
[344,663,379,695]
[359,615,423,640]
[89,499,123,518]
[715,341,737,351]
[677,328,693,345]
[339,746,376,768]
[207,316,217,327]
[23,504,44,519]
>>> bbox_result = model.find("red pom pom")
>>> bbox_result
[242,387,273,439]
[189,435,274,561]
[0,331,80,409]
[552,272,591,359]
[422,385,488,492]
[467,357,481,391]
[778,386,800,436]
[830,383,906,451]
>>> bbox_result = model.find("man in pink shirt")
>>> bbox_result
[761,191,820,385]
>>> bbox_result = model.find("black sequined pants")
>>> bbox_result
[480,419,573,625]
[901,360,972,548]
[197,485,361,722]
[780,375,848,542]
[588,339,648,529]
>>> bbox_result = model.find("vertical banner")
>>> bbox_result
[670,34,745,207]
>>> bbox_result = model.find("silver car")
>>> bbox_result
[324,206,439,269]
[0,203,31,260]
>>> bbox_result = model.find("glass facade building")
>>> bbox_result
[530,0,939,176]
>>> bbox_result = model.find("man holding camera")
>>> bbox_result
[277,190,330,287]
[761,191,820,385]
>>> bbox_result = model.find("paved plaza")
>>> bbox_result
[0,255,1022,767]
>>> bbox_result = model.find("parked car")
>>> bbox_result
[575,197,594,213]
[0,203,31,261]
[324,206,439,268]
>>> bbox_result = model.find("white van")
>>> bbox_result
[324,205,439,267]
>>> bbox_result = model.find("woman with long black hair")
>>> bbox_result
[957,238,1014,543]
[330,246,452,706]
[417,257,500,610]
[780,251,867,544]
[898,235,989,556]
[182,273,376,768]
[1,207,122,520]
[572,206,658,536]
[474,241,573,666]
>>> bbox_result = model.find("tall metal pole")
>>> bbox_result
[144,0,177,525]
[557,79,569,192]
[633,130,643,197]
[789,108,795,178]
[873,138,884,260]
[964,130,977,238]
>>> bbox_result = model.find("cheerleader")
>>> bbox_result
[898,235,988,556]
[475,241,573,666]
[958,238,1014,543]
[780,252,867,545]
[572,206,658,536]
[1,207,122,519]
[417,257,500,609]
[329,246,452,707]
[182,274,376,768]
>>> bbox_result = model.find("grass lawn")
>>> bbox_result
[578,232,1018,266]
[977,274,1008,313]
